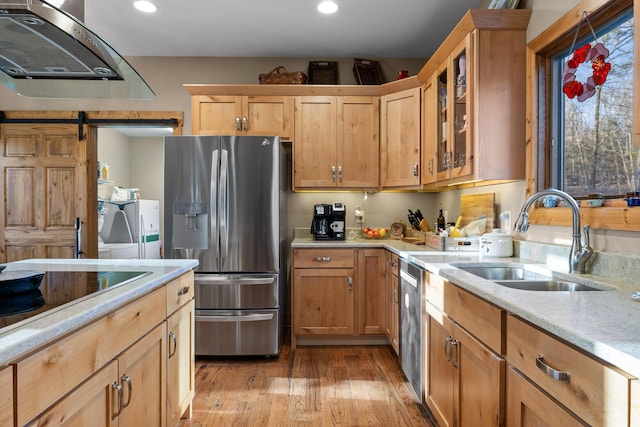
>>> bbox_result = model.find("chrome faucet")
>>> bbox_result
[514,188,593,273]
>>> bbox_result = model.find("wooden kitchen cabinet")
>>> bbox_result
[380,87,421,188]
[421,80,437,186]
[293,96,379,190]
[424,272,505,427]
[632,380,640,427]
[417,9,530,187]
[191,95,293,139]
[385,251,399,355]
[506,314,631,427]
[356,249,386,335]
[0,366,13,427]
[292,248,355,346]
[167,299,195,426]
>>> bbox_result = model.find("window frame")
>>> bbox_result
[526,0,640,231]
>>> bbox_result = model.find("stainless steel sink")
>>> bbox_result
[456,265,608,292]
[457,266,552,281]
[494,280,603,292]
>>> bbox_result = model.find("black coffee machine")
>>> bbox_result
[310,203,346,240]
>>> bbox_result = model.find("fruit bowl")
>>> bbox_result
[362,227,388,239]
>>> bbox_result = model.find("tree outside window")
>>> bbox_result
[556,12,637,198]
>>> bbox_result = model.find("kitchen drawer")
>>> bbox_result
[507,314,631,427]
[167,270,195,316]
[444,281,504,354]
[15,287,166,426]
[0,365,13,427]
[424,270,446,312]
[292,248,354,268]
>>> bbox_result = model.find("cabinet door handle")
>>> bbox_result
[331,165,336,182]
[242,116,247,131]
[536,355,570,382]
[120,374,133,409]
[428,158,434,175]
[313,256,332,262]
[177,286,190,296]
[168,331,178,358]
[235,117,241,131]
[450,339,459,367]
[348,276,353,290]
[111,381,122,419]
[338,165,343,182]
[413,163,419,177]
[444,336,452,362]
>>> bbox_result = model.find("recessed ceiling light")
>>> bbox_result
[317,1,338,14]
[134,0,157,13]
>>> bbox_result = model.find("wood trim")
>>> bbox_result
[525,0,638,231]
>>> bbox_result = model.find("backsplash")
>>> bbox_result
[515,240,640,285]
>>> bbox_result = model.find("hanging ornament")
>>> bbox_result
[562,11,612,102]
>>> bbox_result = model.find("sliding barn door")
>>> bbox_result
[0,123,90,262]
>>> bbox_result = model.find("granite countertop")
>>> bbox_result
[293,236,640,379]
[0,258,198,366]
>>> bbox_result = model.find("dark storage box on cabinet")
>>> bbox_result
[353,58,385,85]
[308,61,339,84]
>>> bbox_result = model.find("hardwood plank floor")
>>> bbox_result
[179,341,435,426]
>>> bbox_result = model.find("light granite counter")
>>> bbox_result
[0,258,198,366]
[292,236,640,379]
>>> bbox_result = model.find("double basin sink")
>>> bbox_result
[455,265,609,292]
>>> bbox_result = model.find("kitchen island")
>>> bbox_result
[0,258,197,427]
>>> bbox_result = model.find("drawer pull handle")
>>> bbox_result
[177,286,190,296]
[313,256,332,262]
[536,355,570,382]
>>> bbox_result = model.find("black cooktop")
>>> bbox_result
[0,271,149,329]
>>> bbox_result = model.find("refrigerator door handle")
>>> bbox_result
[219,149,229,258]
[195,313,274,323]
[210,149,219,259]
[195,276,275,286]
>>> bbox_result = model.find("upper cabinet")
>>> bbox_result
[293,96,379,190]
[380,87,421,188]
[191,95,293,140]
[418,9,531,187]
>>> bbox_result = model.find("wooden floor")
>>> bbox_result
[178,341,435,427]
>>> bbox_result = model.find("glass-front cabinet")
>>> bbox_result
[418,9,530,188]
[436,38,472,183]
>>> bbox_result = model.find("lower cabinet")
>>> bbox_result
[424,273,505,427]
[0,366,13,427]
[506,314,631,426]
[632,380,640,427]
[167,300,195,426]
[30,323,166,427]
[385,251,399,355]
[291,248,387,347]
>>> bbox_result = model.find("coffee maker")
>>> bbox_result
[310,203,346,240]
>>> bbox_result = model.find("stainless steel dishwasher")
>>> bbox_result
[399,259,423,400]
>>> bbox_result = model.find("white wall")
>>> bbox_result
[97,128,131,186]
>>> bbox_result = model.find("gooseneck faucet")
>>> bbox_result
[514,188,593,273]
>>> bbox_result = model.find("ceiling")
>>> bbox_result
[84,0,486,59]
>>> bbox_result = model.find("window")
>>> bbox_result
[551,10,636,198]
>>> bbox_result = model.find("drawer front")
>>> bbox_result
[444,282,504,354]
[0,366,13,427]
[424,271,446,312]
[167,270,195,316]
[507,314,631,427]
[16,287,166,426]
[293,248,354,268]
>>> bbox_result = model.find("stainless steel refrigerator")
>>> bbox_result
[163,135,288,356]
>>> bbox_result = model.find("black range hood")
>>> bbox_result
[0,0,154,99]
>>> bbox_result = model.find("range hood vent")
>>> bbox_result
[0,0,155,99]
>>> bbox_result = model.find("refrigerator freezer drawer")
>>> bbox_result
[195,274,278,310]
[195,309,280,356]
